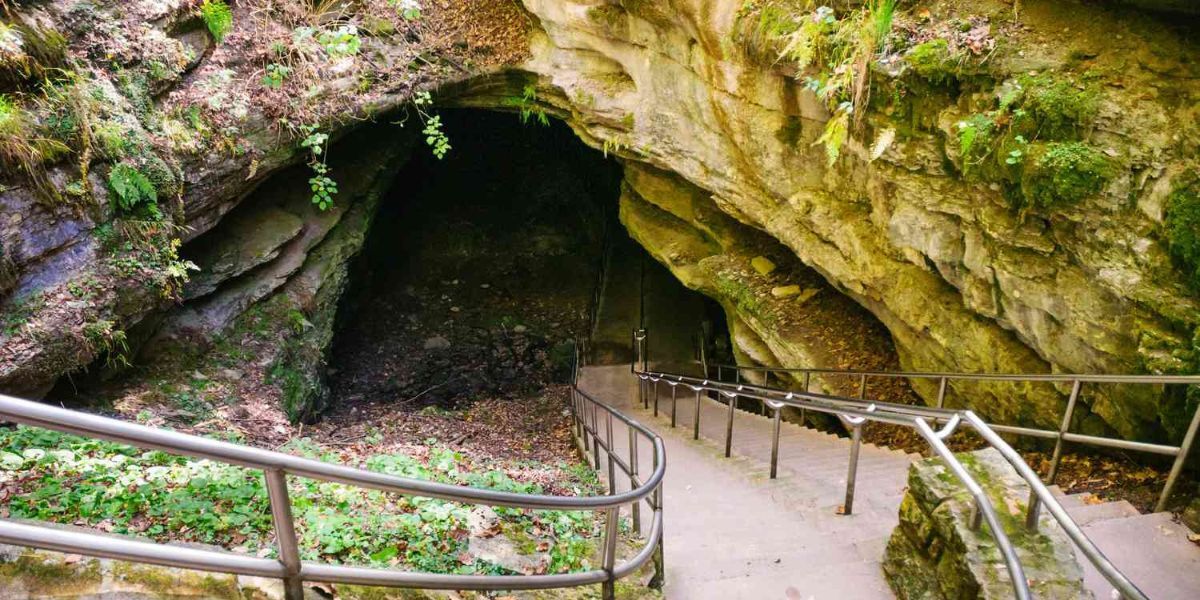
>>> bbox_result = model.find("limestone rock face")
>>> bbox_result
[499,0,1200,441]
[882,449,1092,599]
[2,0,1199,443]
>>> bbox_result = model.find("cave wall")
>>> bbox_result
[488,0,1200,441]
[2,0,1200,443]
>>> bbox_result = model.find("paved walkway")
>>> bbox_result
[579,364,1200,600]
[579,365,912,599]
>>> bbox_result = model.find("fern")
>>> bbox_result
[814,107,850,166]
[107,163,158,217]
[200,0,233,44]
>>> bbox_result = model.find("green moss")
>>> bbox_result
[0,553,102,594]
[1017,73,1100,139]
[905,39,956,85]
[587,5,626,28]
[112,561,241,598]
[1019,142,1114,210]
[1165,182,1200,288]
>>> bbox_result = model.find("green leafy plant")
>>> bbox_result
[0,427,603,575]
[750,1,896,165]
[200,0,233,44]
[297,125,338,210]
[390,0,422,20]
[317,25,361,58]
[509,84,550,127]
[407,91,451,159]
[308,162,338,210]
[82,319,130,368]
[1004,135,1028,165]
[261,63,291,88]
[107,163,159,218]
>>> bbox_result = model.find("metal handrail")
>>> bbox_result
[706,361,1200,384]
[0,383,665,599]
[701,359,1200,513]
[632,341,1149,600]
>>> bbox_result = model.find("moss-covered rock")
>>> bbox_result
[883,449,1091,599]
[1020,142,1114,211]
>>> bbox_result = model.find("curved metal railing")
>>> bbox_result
[0,380,665,599]
[633,330,1155,600]
[701,359,1200,513]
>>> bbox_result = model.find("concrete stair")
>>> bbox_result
[582,367,1200,599]
[1048,486,1200,599]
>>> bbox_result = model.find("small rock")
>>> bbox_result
[221,369,243,381]
[771,285,802,298]
[513,325,527,333]
[450,306,461,313]
[423,336,451,350]
[751,256,777,276]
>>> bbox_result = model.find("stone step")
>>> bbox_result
[1064,499,1141,527]
[1078,511,1200,600]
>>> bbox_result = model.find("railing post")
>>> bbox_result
[670,384,677,427]
[1156,398,1200,512]
[601,505,621,600]
[770,405,782,479]
[1028,379,1083,529]
[265,469,303,600]
[858,373,868,399]
[725,392,736,458]
[592,402,601,469]
[1048,379,1083,483]
[840,422,863,515]
[693,388,702,440]
[606,412,616,495]
[801,371,811,424]
[573,388,584,446]
[653,380,659,417]
[628,427,641,536]
[936,376,948,409]
[649,451,664,591]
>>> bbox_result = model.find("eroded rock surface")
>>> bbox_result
[883,448,1091,599]
[489,0,1200,441]
[3,0,1200,443]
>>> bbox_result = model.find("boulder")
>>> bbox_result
[883,449,1092,599]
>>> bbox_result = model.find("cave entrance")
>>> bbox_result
[327,109,717,414]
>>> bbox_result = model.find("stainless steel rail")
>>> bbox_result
[702,360,1200,513]
[634,330,1150,599]
[0,367,664,599]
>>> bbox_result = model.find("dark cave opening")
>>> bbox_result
[326,109,721,413]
